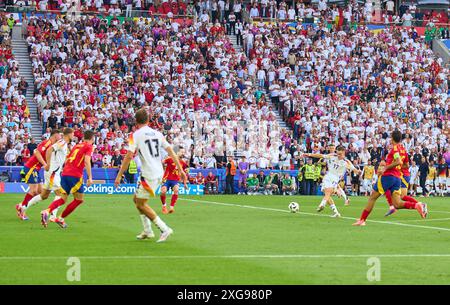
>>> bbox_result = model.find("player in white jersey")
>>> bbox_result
[327,144,350,205]
[21,128,74,220]
[114,108,187,243]
[303,145,360,217]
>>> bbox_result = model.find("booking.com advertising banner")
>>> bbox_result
[0,182,204,195]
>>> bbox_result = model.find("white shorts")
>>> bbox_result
[437,177,447,185]
[135,177,162,199]
[43,170,61,191]
[363,179,373,191]
[425,179,434,186]
[321,175,339,191]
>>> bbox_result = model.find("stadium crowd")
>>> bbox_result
[0,13,34,168]
[0,1,449,195]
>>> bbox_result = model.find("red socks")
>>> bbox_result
[48,198,66,213]
[170,194,178,207]
[21,193,33,207]
[61,199,83,218]
[385,190,393,206]
[360,209,371,221]
[160,194,166,206]
[403,201,417,209]
[402,196,418,203]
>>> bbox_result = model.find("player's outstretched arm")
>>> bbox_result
[302,153,325,159]
[166,146,188,186]
[44,146,54,171]
[115,151,134,188]
[85,155,93,187]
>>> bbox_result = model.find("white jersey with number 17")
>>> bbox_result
[128,126,171,180]
[325,155,356,179]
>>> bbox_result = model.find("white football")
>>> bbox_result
[289,202,299,213]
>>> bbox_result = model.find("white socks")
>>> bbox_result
[330,204,339,215]
[152,216,170,233]
[140,214,153,234]
[338,188,348,201]
[319,199,327,208]
[25,194,42,210]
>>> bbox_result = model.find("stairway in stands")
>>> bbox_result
[11,25,41,142]
[227,34,288,129]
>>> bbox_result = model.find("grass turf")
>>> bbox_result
[0,193,449,284]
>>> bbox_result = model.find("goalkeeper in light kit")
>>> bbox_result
[40,130,95,228]
[160,154,189,214]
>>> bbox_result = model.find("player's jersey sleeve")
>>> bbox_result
[84,143,94,157]
[128,133,137,153]
[37,140,50,154]
[345,160,356,171]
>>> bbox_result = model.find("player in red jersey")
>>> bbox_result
[40,130,95,228]
[160,153,189,214]
[384,141,423,216]
[16,129,61,220]
[353,130,428,226]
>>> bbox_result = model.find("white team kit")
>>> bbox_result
[128,126,171,199]
[321,155,356,191]
[43,139,69,191]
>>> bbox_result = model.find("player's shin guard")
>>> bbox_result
[160,194,166,206]
[152,216,169,233]
[61,199,83,218]
[401,195,418,204]
[21,193,34,207]
[170,194,178,207]
[25,194,43,209]
[48,198,66,213]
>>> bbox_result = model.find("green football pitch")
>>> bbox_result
[1,193,449,284]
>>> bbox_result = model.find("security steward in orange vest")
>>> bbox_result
[225,156,237,194]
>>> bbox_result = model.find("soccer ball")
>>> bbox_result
[288,202,299,213]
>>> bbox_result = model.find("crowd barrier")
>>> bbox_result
[0,166,304,194]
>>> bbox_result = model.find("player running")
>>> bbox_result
[385,141,426,217]
[114,108,187,242]
[40,130,95,228]
[303,145,360,217]
[16,129,61,220]
[353,130,428,226]
[160,153,188,214]
[20,128,74,221]
[327,144,350,205]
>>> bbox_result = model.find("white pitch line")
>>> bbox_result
[2,254,450,260]
[397,217,450,223]
[181,198,450,232]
